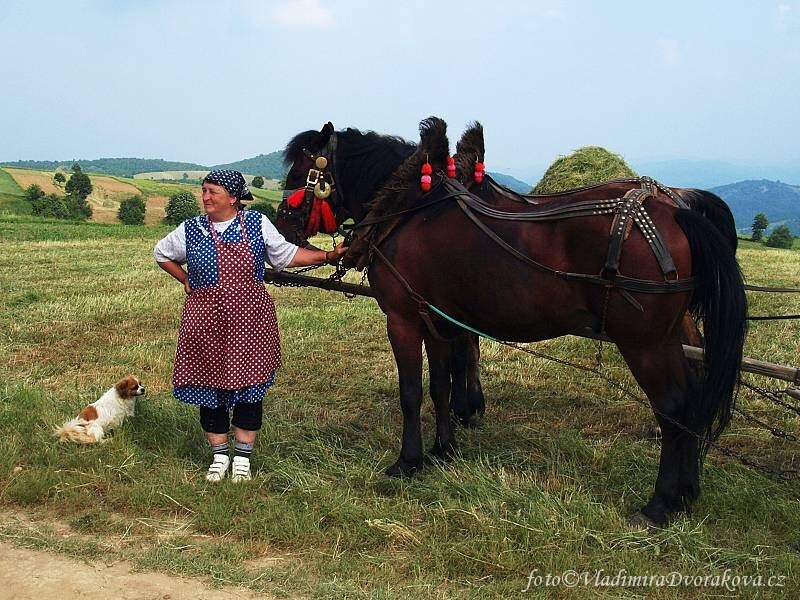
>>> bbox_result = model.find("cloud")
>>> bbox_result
[262,0,336,31]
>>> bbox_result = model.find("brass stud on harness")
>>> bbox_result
[315,156,328,169]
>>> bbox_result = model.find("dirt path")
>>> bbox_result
[0,542,270,600]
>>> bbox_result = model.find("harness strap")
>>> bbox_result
[454,196,696,295]
[603,189,649,280]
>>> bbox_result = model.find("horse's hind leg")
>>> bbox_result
[616,340,701,527]
[385,314,425,477]
[449,333,485,427]
[426,336,458,460]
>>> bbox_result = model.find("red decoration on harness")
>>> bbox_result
[305,197,337,238]
[420,161,433,192]
[474,161,485,184]
[286,188,305,208]
[446,156,456,178]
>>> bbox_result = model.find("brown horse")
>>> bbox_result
[276,118,747,526]
[446,122,740,423]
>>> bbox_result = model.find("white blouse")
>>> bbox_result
[153,212,298,271]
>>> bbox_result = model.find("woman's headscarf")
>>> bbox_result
[203,169,254,201]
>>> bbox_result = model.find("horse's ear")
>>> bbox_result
[418,116,450,171]
[316,122,334,148]
[456,121,484,161]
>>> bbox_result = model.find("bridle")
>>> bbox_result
[277,130,348,245]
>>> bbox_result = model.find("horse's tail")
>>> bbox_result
[676,188,738,251]
[674,209,747,459]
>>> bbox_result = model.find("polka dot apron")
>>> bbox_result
[173,212,281,391]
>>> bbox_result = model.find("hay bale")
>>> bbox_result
[532,146,637,194]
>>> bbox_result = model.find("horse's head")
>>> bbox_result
[454,121,486,187]
[275,122,341,247]
[277,121,419,247]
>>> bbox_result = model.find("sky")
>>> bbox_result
[1,0,799,180]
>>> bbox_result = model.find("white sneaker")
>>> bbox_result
[231,456,252,482]
[205,454,230,482]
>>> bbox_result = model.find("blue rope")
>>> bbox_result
[428,304,498,341]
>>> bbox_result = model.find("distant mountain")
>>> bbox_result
[633,159,800,189]
[213,152,286,180]
[488,172,532,193]
[0,158,207,178]
[710,179,800,236]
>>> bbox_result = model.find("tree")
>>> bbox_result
[165,190,201,225]
[751,213,769,241]
[118,195,146,225]
[24,184,45,203]
[71,162,82,173]
[247,201,276,221]
[765,225,795,249]
[251,175,265,189]
[53,172,66,185]
[65,171,93,199]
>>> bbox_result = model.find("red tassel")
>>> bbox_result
[446,156,456,178]
[474,161,485,184]
[305,198,322,237]
[286,188,305,208]
[320,200,337,233]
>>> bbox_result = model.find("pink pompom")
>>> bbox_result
[420,174,432,191]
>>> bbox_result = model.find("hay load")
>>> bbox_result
[532,146,637,194]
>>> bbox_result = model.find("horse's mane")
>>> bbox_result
[367,117,450,218]
[454,121,485,182]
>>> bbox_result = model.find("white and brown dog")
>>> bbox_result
[55,375,145,443]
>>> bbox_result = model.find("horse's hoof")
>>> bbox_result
[384,459,419,478]
[627,512,663,531]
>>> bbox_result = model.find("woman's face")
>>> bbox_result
[201,181,237,221]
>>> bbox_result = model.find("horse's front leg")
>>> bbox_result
[425,336,458,461]
[385,314,424,477]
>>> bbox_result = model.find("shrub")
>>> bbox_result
[765,225,795,249]
[118,195,146,225]
[31,194,69,218]
[165,190,201,225]
[24,184,45,203]
[64,194,92,220]
[247,201,276,221]
[251,175,265,189]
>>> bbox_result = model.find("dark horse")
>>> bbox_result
[276,118,747,526]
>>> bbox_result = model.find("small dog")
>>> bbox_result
[55,375,145,443]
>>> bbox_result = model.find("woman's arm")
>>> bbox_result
[157,260,192,295]
[287,242,348,268]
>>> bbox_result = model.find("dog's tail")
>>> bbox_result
[54,419,102,444]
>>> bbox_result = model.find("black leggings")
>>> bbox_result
[199,401,263,433]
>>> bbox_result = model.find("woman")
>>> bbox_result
[154,170,346,482]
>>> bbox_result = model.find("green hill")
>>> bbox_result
[0,158,208,178]
[212,152,286,180]
[711,179,800,236]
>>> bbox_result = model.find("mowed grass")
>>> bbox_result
[0,218,798,599]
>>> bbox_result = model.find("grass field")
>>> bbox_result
[0,217,798,599]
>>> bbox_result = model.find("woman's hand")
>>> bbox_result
[325,242,349,264]
[184,279,192,295]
